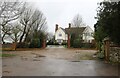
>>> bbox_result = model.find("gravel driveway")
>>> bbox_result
[2,46,118,76]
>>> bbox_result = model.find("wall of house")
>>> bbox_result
[82,26,94,43]
[55,28,68,41]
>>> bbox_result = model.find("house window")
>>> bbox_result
[59,34,62,36]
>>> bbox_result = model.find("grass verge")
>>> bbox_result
[0,54,16,57]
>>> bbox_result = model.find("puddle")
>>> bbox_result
[3,65,7,67]
[3,71,10,73]
[31,52,46,58]
[34,55,46,58]
[71,60,81,62]
[21,56,28,61]
[33,59,40,61]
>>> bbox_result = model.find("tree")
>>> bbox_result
[0,1,48,47]
[0,0,25,43]
[29,10,48,48]
[94,1,120,45]
[46,32,53,41]
[19,7,33,43]
[71,14,85,27]
[8,23,22,43]
[19,7,47,44]
[29,30,46,48]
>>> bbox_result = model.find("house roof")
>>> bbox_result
[59,27,67,34]
[65,27,86,35]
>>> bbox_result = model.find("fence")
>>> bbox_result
[1,43,16,50]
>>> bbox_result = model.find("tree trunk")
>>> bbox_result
[19,25,27,43]
[2,34,5,44]
[24,32,29,42]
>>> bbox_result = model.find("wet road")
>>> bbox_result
[2,46,118,76]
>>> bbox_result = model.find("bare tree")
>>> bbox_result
[19,7,33,43]
[46,32,54,40]
[0,1,47,45]
[71,14,85,27]
[8,23,22,43]
[0,1,25,22]
[31,9,47,32]
[1,23,11,43]
[0,0,25,43]
[28,9,48,42]
[19,8,48,43]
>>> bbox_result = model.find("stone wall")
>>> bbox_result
[109,47,120,63]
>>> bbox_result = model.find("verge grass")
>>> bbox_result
[0,54,16,57]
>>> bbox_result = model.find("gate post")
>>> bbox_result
[104,37,110,62]
[42,39,46,48]
[13,42,17,50]
[67,34,70,48]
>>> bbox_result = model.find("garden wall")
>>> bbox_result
[109,47,120,63]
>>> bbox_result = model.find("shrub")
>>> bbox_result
[62,42,67,45]
[46,40,54,45]
[17,42,29,48]
[54,42,59,45]
[29,38,41,48]
[82,43,96,48]
[97,51,104,59]
[72,39,82,48]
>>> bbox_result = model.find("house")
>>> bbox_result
[55,24,68,44]
[55,23,94,44]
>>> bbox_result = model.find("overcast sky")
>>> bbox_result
[26,0,102,33]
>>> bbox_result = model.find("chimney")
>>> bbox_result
[69,23,71,28]
[55,24,58,32]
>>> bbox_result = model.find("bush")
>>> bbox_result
[62,42,67,45]
[54,42,59,45]
[29,38,41,48]
[46,40,54,45]
[82,43,95,48]
[46,40,67,45]
[17,42,29,48]
[72,39,82,48]
[97,51,104,59]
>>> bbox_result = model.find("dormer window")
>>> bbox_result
[59,34,62,36]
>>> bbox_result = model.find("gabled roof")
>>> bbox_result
[60,27,66,32]
[57,26,87,36]
[65,27,86,34]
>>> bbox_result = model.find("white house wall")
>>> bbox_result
[55,28,68,41]
[82,26,94,43]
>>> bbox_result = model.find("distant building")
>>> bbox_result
[55,23,94,44]
[55,24,68,44]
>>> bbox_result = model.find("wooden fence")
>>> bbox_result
[1,43,16,50]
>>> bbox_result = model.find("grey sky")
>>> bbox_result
[27,0,102,33]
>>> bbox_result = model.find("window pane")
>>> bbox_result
[59,34,62,36]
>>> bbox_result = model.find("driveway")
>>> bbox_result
[2,46,118,76]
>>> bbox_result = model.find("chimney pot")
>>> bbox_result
[55,24,58,32]
[69,23,71,28]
